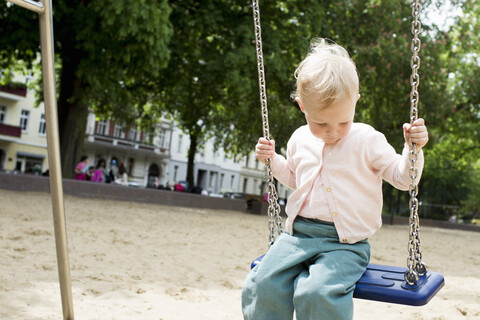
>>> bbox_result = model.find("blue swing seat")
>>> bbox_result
[251,255,444,306]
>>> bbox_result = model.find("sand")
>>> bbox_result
[0,189,479,320]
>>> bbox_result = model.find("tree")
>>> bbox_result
[155,1,315,187]
[0,0,172,177]
[419,0,480,219]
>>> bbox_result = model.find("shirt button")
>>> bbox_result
[333,212,338,217]
[342,238,348,243]
[326,187,332,192]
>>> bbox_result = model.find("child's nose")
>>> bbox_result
[327,126,337,134]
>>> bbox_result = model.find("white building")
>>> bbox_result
[167,126,242,194]
[0,82,48,173]
[239,152,265,196]
[84,112,173,187]
[167,128,292,199]
[240,152,292,200]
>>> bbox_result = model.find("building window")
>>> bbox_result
[97,120,107,135]
[173,165,179,182]
[114,123,123,138]
[38,114,46,136]
[177,134,183,153]
[231,175,235,188]
[143,132,151,144]
[158,128,166,148]
[19,110,30,132]
[0,105,6,123]
[209,171,217,188]
[127,157,134,176]
[243,178,248,193]
[220,173,224,189]
[245,155,249,167]
[129,127,138,141]
[15,154,44,173]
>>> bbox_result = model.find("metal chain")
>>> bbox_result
[251,0,283,248]
[405,0,427,285]
[251,1,428,270]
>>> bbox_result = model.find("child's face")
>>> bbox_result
[297,94,359,144]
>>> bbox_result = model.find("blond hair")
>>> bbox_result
[292,38,359,109]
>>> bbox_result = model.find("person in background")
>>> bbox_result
[108,159,119,183]
[74,155,91,180]
[91,158,107,183]
[115,162,128,186]
[31,164,42,175]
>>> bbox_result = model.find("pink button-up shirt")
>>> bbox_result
[298,171,333,222]
[271,123,424,244]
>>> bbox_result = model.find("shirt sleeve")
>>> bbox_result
[366,130,424,191]
[270,137,297,190]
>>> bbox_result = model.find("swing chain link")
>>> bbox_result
[252,0,283,248]
[405,0,427,285]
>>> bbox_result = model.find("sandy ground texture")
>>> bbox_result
[1,189,479,320]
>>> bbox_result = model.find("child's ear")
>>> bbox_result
[295,97,306,113]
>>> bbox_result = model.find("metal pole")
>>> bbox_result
[39,1,75,318]
[7,0,43,13]
[6,0,75,318]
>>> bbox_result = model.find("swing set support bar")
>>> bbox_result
[6,0,75,319]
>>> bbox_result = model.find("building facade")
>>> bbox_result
[83,112,173,187]
[239,152,265,196]
[0,78,285,198]
[0,84,48,174]
[167,126,242,194]
[239,152,292,200]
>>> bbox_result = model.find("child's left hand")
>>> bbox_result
[403,118,429,149]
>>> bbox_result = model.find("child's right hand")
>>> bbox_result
[255,137,276,164]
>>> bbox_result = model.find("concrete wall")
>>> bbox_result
[0,172,248,213]
[1,172,479,234]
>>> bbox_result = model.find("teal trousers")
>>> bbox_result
[242,217,370,320]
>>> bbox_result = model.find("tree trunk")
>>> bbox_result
[186,130,198,189]
[58,99,88,179]
[57,59,89,179]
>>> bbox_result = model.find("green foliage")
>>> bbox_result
[381,0,480,219]
[217,0,452,154]
[416,0,480,219]
[462,161,480,215]
[56,0,173,117]
[0,3,38,69]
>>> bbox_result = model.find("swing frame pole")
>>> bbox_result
[6,0,75,319]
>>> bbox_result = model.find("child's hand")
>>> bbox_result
[255,137,276,164]
[403,118,429,149]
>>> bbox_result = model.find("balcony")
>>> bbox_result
[85,133,169,156]
[0,83,27,101]
[0,123,22,138]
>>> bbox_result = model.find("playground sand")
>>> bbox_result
[1,189,479,320]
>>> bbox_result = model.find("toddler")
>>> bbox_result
[241,39,429,320]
